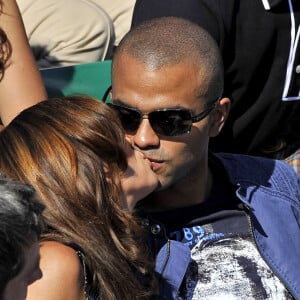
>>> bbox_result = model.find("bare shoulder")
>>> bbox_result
[39,241,81,270]
[26,241,85,300]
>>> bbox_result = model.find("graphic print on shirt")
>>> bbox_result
[169,225,224,248]
[173,224,293,300]
[282,0,300,101]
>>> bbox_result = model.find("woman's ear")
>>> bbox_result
[209,97,231,137]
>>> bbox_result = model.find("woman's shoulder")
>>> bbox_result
[40,241,81,267]
[27,241,85,300]
[39,241,83,284]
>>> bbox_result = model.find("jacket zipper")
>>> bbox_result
[160,239,171,277]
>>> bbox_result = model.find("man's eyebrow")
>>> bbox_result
[111,99,194,112]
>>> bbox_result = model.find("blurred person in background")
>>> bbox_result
[16,0,114,67]
[0,176,44,300]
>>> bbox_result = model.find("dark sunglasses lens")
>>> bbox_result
[149,110,192,136]
[112,106,141,133]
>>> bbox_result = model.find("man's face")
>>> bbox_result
[112,54,216,190]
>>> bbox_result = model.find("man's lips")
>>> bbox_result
[145,157,163,172]
[137,147,164,171]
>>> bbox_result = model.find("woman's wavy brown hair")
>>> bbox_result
[0,95,156,299]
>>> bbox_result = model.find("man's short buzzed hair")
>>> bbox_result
[113,16,224,100]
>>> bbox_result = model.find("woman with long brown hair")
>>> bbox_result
[0,95,159,299]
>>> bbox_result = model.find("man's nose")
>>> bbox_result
[129,118,160,149]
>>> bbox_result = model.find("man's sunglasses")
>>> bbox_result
[103,86,219,137]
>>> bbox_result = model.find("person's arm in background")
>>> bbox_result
[0,0,46,126]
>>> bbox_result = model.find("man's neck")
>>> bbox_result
[142,166,213,213]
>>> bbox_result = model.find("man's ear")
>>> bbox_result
[209,97,231,137]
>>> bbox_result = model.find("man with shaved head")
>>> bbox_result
[106,17,300,299]
[132,0,300,176]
